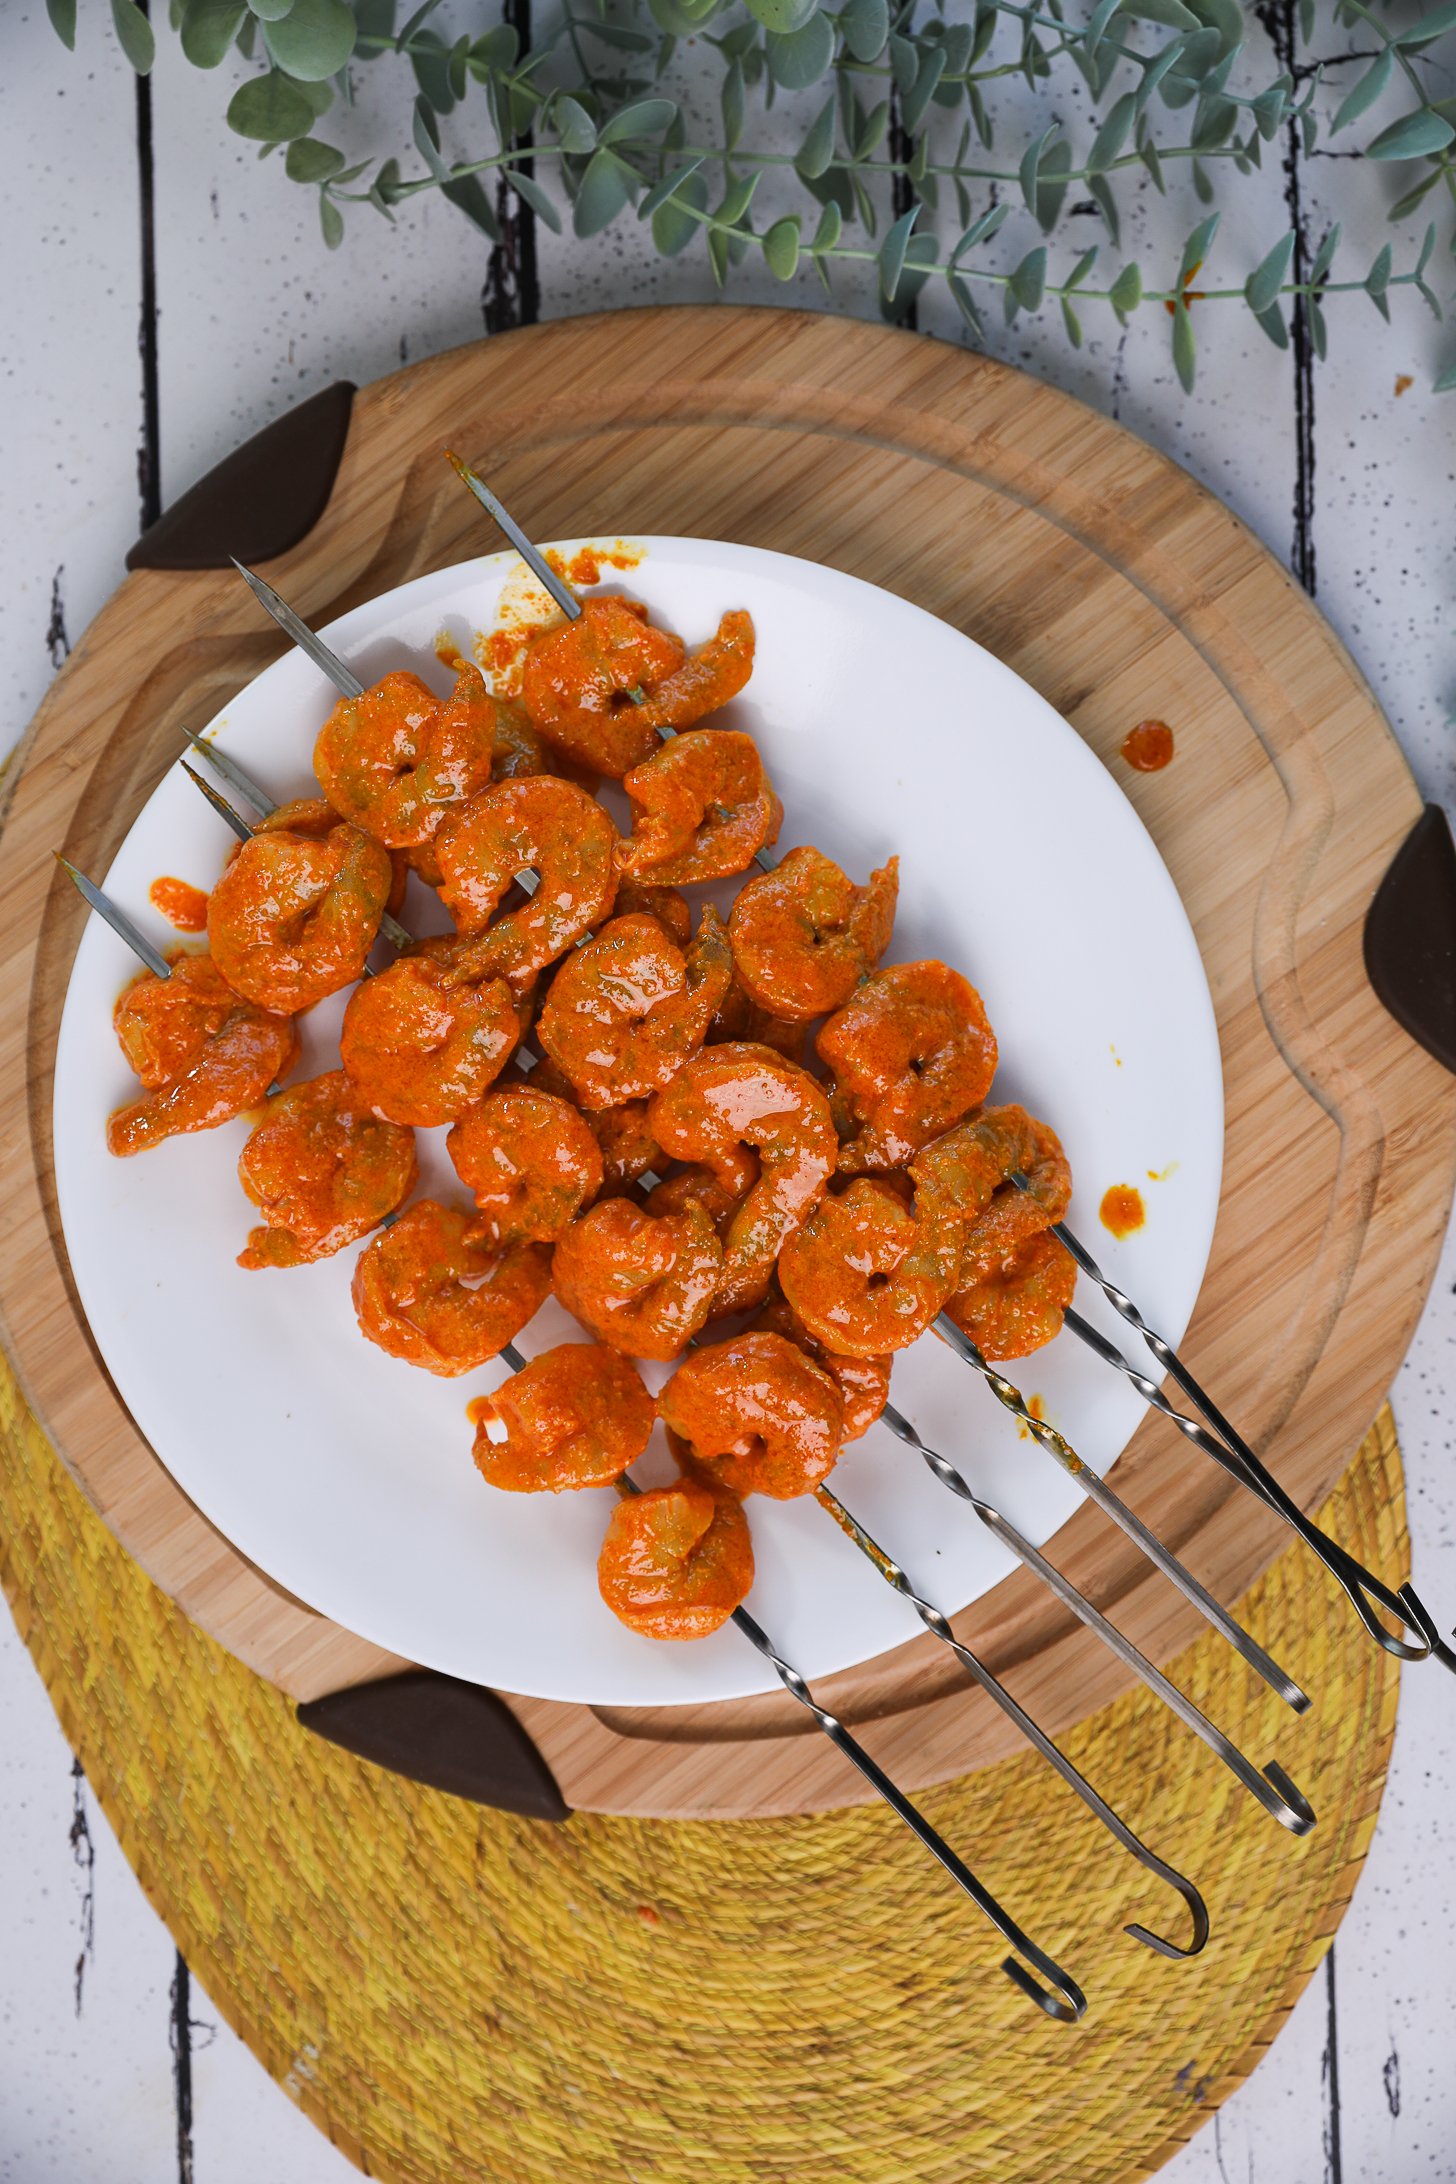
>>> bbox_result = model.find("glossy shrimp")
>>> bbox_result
[470,1342,655,1493]
[728,848,899,1021]
[914,1103,1077,1359]
[817,959,997,1173]
[552,1194,722,1361]
[616,730,782,885]
[315,661,497,848]
[777,1175,961,1358]
[236,1070,417,1269]
[207,805,393,1014]
[597,1470,754,1641]
[106,952,298,1157]
[447,1083,603,1247]
[434,776,619,990]
[339,944,523,1127]
[536,906,733,1109]
[352,1199,551,1375]
[648,1042,837,1316]
[658,1331,843,1500]
[752,1294,890,1443]
[521,599,754,777]
[525,1055,662,1189]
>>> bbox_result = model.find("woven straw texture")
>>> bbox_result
[0,1344,1403,2184]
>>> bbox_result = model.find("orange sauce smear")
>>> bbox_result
[1099,1184,1145,1238]
[473,539,645,697]
[149,876,208,932]
[1016,1393,1047,1441]
[1120,720,1175,772]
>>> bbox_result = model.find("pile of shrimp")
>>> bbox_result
[108,580,1078,1644]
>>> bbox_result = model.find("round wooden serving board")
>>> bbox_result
[1,308,1451,1821]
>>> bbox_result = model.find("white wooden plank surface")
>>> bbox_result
[2,5,1454,2177]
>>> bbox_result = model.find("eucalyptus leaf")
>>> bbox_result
[1066,246,1099,289]
[795,93,837,179]
[1310,222,1341,286]
[440,171,499,240]
[1244,229,1294,314]
[46,0,78,51]
[766,13,835,89]
[744,0,819,31]
[901,45,946,132]
[651,167,707,255]
[1309,295,1327,362]
[951,202,1010,259]
[1084,0,1121,53]
[598,98,678,144]
[1110,261,1142,318]
[182,0,247,67]
[1035,141,1072,231]
[1387,172,1441,221]
[763,215,802,279]
[1179,211,1219,284]
[810,200,842,253]
[1395,0,1456,45]
[261,0,354,79]
[111,0,156,71]
[877,205,919,300]
[1087,92,1135,174]
[248,0,296,19]
[1061,296,1083,346]
[721,60,744,152]
[1119,0,1199,30]
[638,155,705,217]
[1019,123,1057,214]
[411,95,450,181]
[227,71,316,138]
[1331,49,1391,134]
[553,95,597,156]
[574,147,636,235]
[1253,300,1288,348]
[947,272,987,344]
[506,167,564,233]
[1171,300,1197,391]
[1008,244,1047,311]
[319,191,344,247]
[1366,108,1455,161]
[842,0,889,62]
[284,135,345,179]
[1088,172,1121,246]
[855,99,889,161]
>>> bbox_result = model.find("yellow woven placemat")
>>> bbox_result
[0,1347,1403,2184]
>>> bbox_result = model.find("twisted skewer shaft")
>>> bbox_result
[877,1399,1315,1835]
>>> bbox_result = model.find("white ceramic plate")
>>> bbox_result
[53,540,1223,1706]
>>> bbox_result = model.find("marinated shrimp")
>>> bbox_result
[658,1331,843,1500]
[552,1194,722,1361]
[339,944,523,1127]
[752,1294,890,1443]
[207,807,393,1014]
[352,1199,551,1375]
[315,662,497,847]
[817,959,997,1172]
[648,1042,837,1316]
[521,599,754,777]
[597,1470,754,1640]
[434,775,618,988]
[537,906,733,1109]
[447,1083,604,1247]
[915,1103,1077,1359]
[617,730,782,885]
[471,1341,654,1492]
[236,1070,417,1269]
[728,848,899,1022]
[778,1175,961,1358]
[107,952,298,1157]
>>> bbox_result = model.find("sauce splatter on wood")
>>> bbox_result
[1120,720,1175,772]
[149,876,208,931]
[1100,1184,1145,1237]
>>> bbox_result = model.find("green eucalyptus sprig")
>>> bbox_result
[45,0,1456,391]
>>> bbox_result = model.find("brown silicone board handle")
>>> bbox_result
[1364,803,1456,1077]
[126,382,356,572]
[298,1670,571,1820]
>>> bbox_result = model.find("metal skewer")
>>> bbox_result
[56,856,171,978]
[875,1400,1316,1835]
[232,559,365,698]
[446,454,583,623]
[1045,1220,1450,1670]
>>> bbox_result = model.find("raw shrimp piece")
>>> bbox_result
[339,947,522,1128]
[207,811,393,1014]
[625,609,755,733]
[643,1165,745,1230]
[728,848,899,1022]
[236,1070,417,1269]
[520,597,687,776]
[352,1200,551,1375]
[552,1195,722,1361]
[434,776,619,989]
[537,906,733,1109]
[617,730,782,885]
[946,1229,1079,1361]
[914,1103,1077,1360]
[658,1332,843,1500]
[612,875,693,946]
[778,1175,961,1358]
[107,953,298,1156]
[708,974,807,1066]
[471,1342,654,1493]
[817,959,997,1173]
[597,1471,754,1640]
[447,1084,603,1247]
[648,1042,837,1316]
[315,662,497,848]
[752,1295,890,1444]
[526,1056,662,1189]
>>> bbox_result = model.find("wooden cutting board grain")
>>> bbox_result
[1,307,1449,1817]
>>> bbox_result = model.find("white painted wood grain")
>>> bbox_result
[2,5,1454,2178]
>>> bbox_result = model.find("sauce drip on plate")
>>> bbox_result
[148,876,208,931]
[1099,1183,1145,1238]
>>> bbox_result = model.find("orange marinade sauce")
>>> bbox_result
[1099,1184,1145,1238]
[1120,721,1175,772]
[149,876,209,931]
